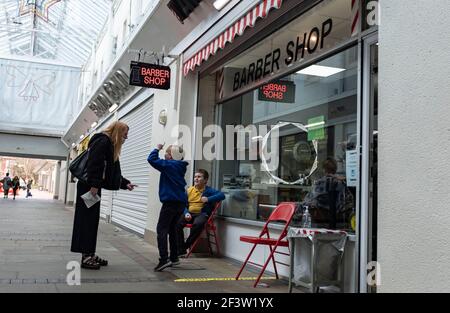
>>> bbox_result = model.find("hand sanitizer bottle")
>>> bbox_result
[302,206,312,228]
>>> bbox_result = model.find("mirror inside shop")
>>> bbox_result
[204,46,358,232]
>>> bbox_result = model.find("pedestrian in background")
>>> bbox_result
[2,173,11,199]
[12,176,20,200]
[71,121,137,270]
[26,179,33,198]
[148,143,188,271]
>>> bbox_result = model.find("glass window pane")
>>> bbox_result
[213,46,357,232]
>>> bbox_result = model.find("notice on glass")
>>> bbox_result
[346,150,358,187]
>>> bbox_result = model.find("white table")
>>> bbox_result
[288,227,348,293]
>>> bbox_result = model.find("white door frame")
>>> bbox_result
[359,33,378,293]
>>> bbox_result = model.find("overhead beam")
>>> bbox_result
[30,1,37,57]
[0,25,105,42]
[0,54,82,68]
[0,132,68,161]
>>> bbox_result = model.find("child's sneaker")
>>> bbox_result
[171,258,180,266]
[154,259,172,271]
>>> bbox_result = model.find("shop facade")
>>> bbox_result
[180,0,379,292]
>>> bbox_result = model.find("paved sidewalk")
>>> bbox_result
[0,196,299,293]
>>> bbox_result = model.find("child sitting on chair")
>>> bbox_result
[176,169,224,257]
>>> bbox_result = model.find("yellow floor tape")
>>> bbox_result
[174,277,277,283]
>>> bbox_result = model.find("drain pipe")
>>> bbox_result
[64,150,70,204]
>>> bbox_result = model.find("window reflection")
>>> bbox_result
[214,46,358,232]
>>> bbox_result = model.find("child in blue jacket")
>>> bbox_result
[148,143,188,271]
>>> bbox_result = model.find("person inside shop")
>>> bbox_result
[147,143,188,272]
[300,157,354,229]
[176,169,225,257]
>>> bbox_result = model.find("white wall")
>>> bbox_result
[59,161,67,202]
[78,0,154,109]
[218,220,290,273]
[378,0,450,292]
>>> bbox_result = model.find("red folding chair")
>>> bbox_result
[185,202,222,258]
[235,202,296,287]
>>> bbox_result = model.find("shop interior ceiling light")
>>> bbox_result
[213,0,231,10]
[297,65,345,77]
[108,103,119,113]
[305,121,325,128]
[91,121,98,128]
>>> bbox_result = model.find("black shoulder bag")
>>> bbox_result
[69,149,89,183]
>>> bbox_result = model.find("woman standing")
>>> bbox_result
[12,176,20,200]
[71,121,136,269]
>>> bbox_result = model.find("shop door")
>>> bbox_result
[111,99,153,235]
[360,34,378,292]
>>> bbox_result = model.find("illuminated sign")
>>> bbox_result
[233,19,332,93]
[129,61,171,90]
[258,80,295,103]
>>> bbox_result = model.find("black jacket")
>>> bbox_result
[86,133,130,190]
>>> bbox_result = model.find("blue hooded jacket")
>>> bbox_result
[147,148,188,204]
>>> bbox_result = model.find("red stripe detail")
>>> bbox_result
[352,0,356,9]
[223,30,227,45]
[183,0,285,76]
[351,10,359,33]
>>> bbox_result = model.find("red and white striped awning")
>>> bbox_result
[183,0,284,76]
[183,0,361,76]
[351,0,360,36]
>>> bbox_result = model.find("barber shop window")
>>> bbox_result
[194,0,358,231]
[213,46,358,232]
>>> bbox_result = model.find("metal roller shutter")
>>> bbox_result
[98,118,114,221]
[111,99,153,235]
[100,190,112,220]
